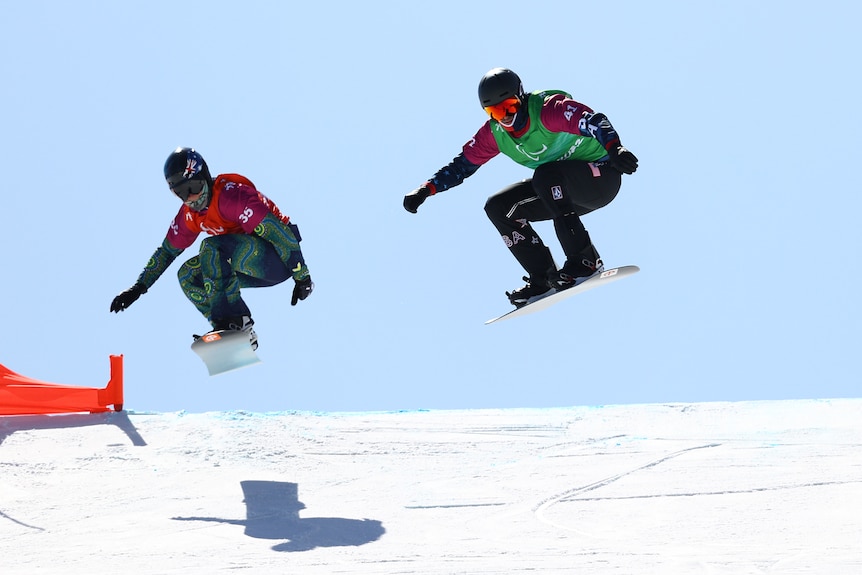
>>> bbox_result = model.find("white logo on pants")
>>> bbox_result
[502,231,527,247]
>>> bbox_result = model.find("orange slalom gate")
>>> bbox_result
[0,355,124,415]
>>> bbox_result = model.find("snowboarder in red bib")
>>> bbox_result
[403,68,638,307]
[110,147,313,349]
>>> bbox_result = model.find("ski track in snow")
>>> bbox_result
[533,442,722,527]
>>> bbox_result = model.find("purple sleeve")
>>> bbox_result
[166,209,198,250]
[540,94,623,151]
[462,122,500,165]
[539,94,594,134]
[424,124,499,194]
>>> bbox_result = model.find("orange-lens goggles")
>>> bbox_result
[483,97,520,121]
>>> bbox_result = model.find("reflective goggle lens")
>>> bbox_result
[170,178,206,202]
[483,97,521,121]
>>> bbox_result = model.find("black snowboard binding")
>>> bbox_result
[547,241,604,291]
[196,315,258,351]
[506,275,555,308]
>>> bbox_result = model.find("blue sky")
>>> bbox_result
[2,1,860,413]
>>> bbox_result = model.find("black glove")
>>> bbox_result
[291,276,313,306]
[403,185,431,213]
[607,145,639,174]
[110,283,147,313]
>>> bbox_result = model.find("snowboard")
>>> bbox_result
[485,265,640,324]
[191,329,261,376]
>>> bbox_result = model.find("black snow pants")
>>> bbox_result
[484,160,622,278]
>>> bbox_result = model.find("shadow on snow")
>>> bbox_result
[173,480,385,552]
[0,410,146,447]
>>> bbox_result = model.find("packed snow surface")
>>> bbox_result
[2,399,861,574]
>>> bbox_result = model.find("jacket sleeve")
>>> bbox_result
[253,213,310,281]
[424,123,497,194]
[426,152,481,194]
[580,111,623,152]
[135,238,184,290]
[541,95,624,152]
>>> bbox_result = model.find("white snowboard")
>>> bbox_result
[191,329,261,376]
[485,265,640,324]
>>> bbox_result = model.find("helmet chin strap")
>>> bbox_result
[499,114,517,129]
[499,94,529,131]
[500,109,529,133]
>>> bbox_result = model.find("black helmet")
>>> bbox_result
[478,68,524,107]
[164,147,213,202]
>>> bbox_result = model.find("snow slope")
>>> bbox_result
[1,400,861,574]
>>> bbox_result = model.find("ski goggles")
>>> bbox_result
[483,97,521,122]
[169,178,207,202]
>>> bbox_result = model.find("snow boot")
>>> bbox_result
[548,241,604,290]
[211,315,258,351]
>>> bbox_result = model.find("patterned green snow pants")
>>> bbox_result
[177,234,294,326]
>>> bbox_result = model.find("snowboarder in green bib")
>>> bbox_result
[403,68,638,307]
